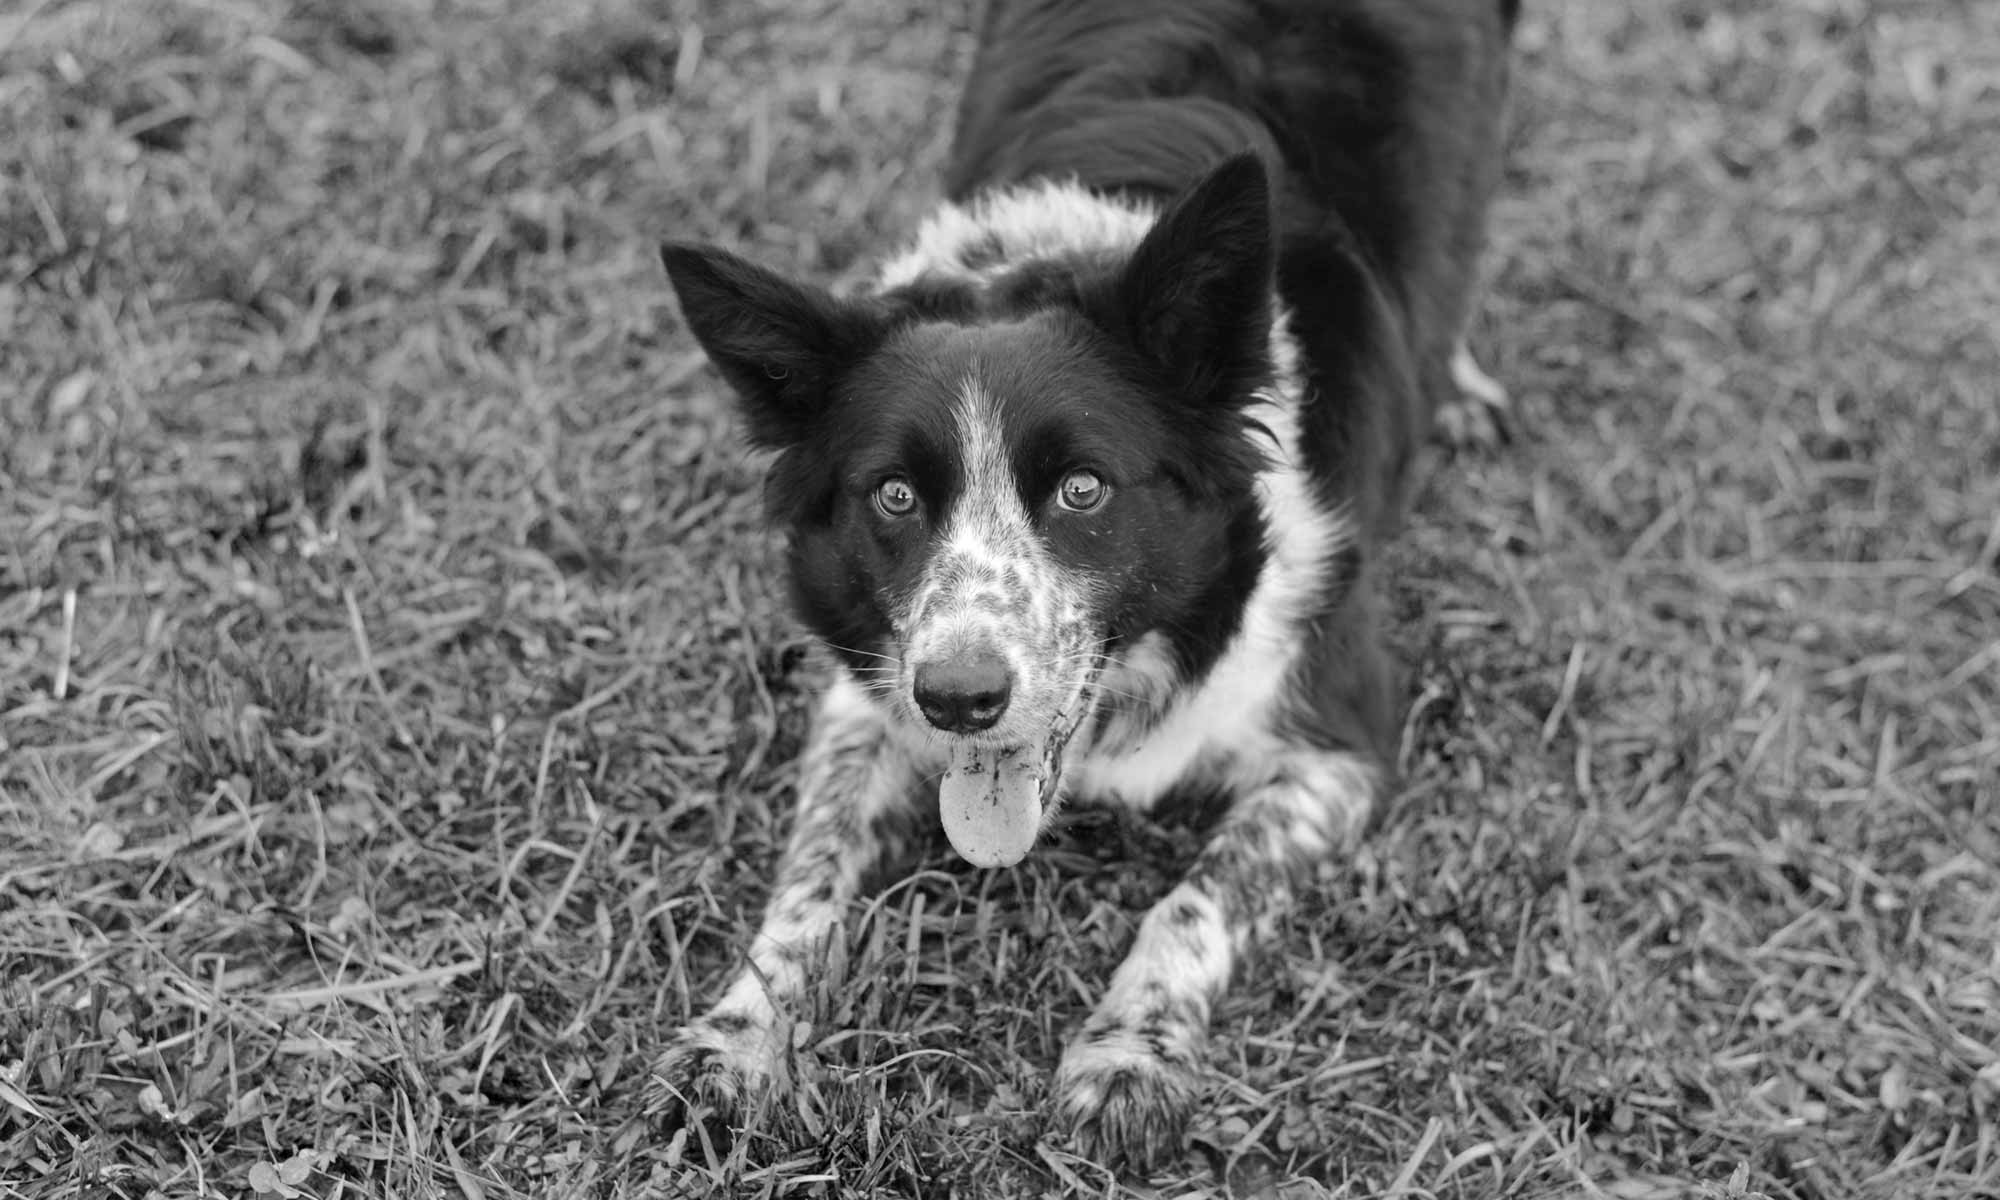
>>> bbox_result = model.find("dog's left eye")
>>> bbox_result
[875,476,919,517]
[1056,469,1108,513]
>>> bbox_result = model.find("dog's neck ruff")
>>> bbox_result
[876,179,1163,291]
[870,178,1356,811]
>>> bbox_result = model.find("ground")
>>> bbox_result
[2,0,1997,1197]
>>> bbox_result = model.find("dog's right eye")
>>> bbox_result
[874,477,918,517]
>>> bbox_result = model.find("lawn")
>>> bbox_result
[2,0,1996,1196]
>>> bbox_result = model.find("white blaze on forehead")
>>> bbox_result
[946,376,1031,563]
[904,375,1046,661]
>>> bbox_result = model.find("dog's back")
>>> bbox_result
[949,0,1516,535]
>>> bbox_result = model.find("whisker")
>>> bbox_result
[1090,684,1152,705]
[820,640,903,667]
[1053,652,1134,676]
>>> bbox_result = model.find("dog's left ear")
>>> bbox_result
[1095,152,1275,401]
[660,242,887,449]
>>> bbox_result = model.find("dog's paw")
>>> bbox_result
[1049,1032,1201,1172]
[646,1014,781,1136]
[1437,340,1512,449]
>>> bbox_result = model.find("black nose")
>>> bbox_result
[913,651,1014,733]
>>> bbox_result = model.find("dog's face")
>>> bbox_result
[663,155,1279,859]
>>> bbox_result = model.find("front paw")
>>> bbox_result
[646,1014,781,1133]
[1049,1031,1202,1172]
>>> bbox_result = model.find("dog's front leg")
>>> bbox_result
[1050,750,1379,1170]
[650,677,926,1130]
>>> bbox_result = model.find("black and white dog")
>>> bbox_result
[653,0,1516,1171]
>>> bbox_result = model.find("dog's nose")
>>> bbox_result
[913,651,1014,733]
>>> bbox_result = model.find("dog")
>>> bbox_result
[651,0,1516,1171]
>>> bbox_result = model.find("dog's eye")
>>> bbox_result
[1056,469,1107,513]
[874,477,918,517]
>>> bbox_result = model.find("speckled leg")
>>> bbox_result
[649,679,925,1133]
[1049,751,1378,1171]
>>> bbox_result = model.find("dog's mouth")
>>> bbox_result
[935,662,1100,868]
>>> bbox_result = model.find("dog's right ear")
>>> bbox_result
[1087,152,1274,408]
[660,242,886,448]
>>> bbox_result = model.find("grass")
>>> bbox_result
[1,0,1996,1195]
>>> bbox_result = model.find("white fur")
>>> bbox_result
[876,179,1161,290]
[1099,887,1234,1012]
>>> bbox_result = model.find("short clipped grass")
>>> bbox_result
[3,1,1997,1197]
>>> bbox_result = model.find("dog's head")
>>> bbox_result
[662,154,1279,863]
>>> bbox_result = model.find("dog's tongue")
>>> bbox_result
[936,664,1097,868]
[939,741,1059,868]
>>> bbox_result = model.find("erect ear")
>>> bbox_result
[659,242,887,448]
[1096,152,1275,401]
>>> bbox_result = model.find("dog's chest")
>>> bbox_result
[1064,638,1293,811]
